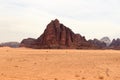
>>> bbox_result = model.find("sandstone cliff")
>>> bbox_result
[20,19,93,49]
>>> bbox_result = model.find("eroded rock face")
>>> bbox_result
[20,19,93,49]
[109,38,120,49]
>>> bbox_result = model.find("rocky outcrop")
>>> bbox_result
[20,19,94,49]
[88,39,106,49]
[20,38,36,48]
[109,38,120,49]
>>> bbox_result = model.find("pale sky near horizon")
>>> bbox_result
[0,0,120,42]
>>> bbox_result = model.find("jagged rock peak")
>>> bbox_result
[53,19,59,24]
[50,19,60,28]
[20,19,94,49]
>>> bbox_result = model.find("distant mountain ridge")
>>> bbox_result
[89,37,120,49]
[5,19,118,49]
[88,39,106,49]
[0,42,20,48]
[100,37,111,47]
[109,38,120,49]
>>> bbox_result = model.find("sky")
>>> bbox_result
[0,0,120,42]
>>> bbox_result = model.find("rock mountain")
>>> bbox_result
[20,19,94,49]
[20,19,120,49]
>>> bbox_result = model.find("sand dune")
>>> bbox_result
[0,47,120,80]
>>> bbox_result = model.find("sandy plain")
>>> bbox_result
[0,47,120,80]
